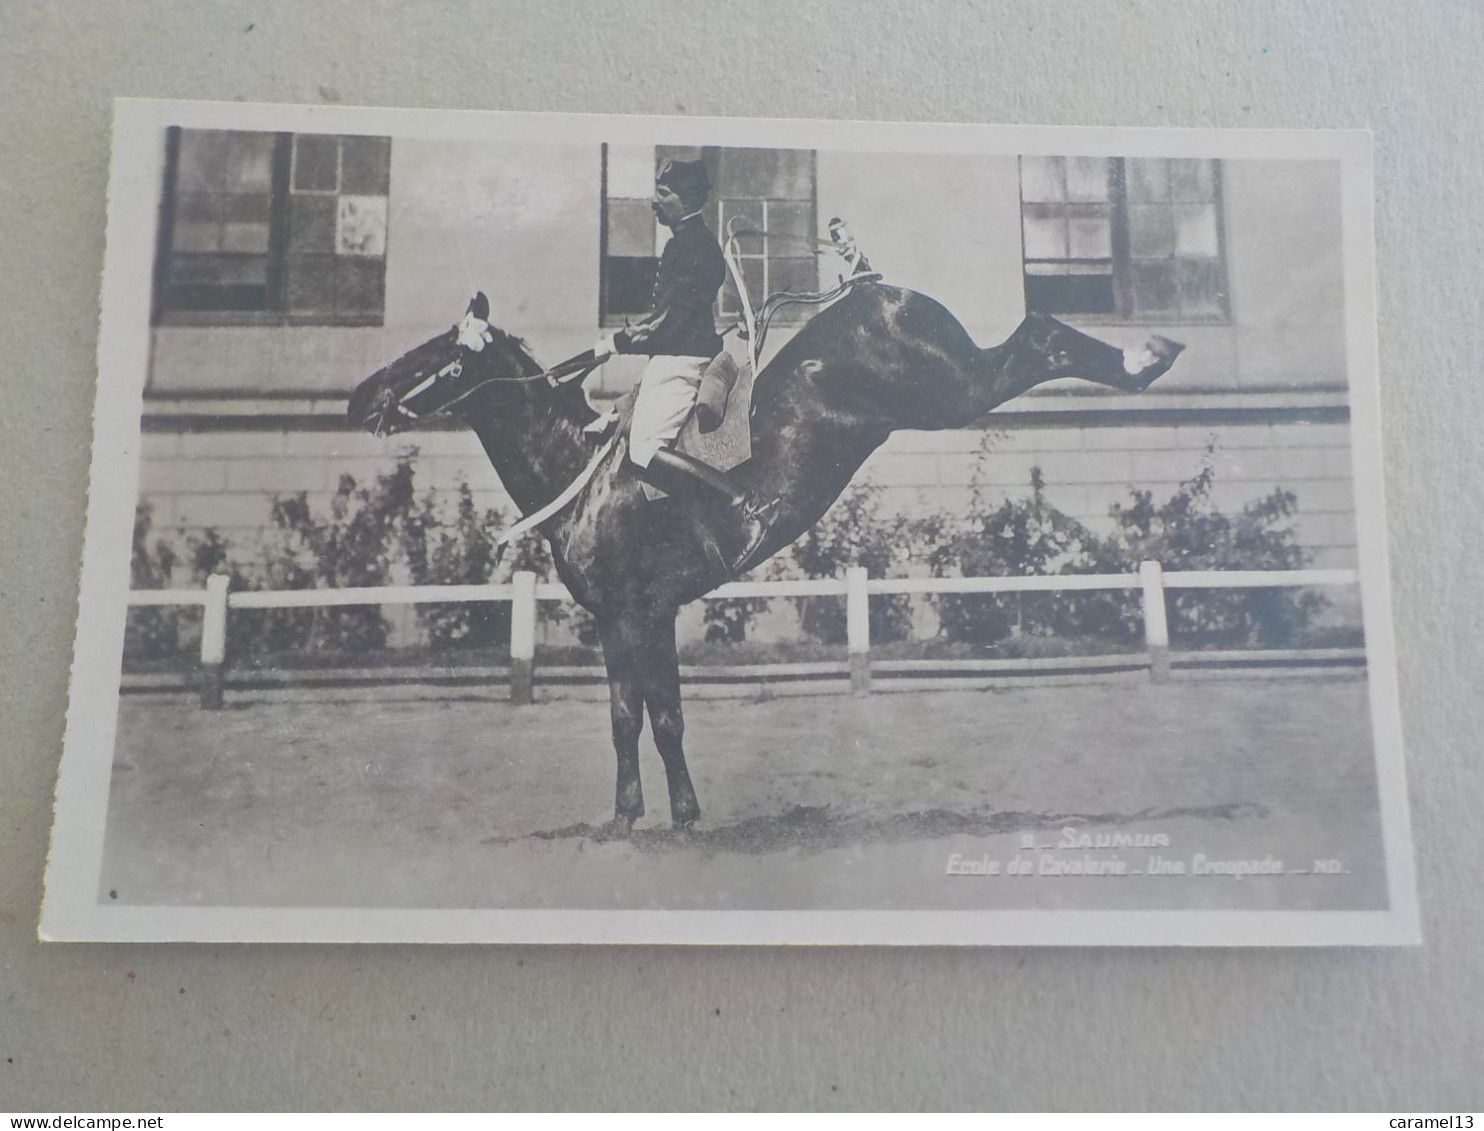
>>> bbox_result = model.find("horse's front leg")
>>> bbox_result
[640,614,700,828]
[597,618,646,832]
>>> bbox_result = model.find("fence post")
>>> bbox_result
[847,565,871,696]
[199,573,230,710]
[1139,560,1170,683]
[510,571,537,704]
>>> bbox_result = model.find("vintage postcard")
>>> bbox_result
[42,99,1417,944]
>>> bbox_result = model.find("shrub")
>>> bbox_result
[1108,461,1325,647]
[125,503,184,661]
[790,484,915,645]
[123,458,607,666]
[402,483,511,649]
[506,527,596,646]
[125,462,424,665]
[701,598,764,644]
[927,467,1133,645]
[927,451,1326,649]
[126,506,263,663]
[701,557,786,645]
[123,440,1329,667]
[249,462,419,655]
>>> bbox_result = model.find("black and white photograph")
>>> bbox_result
[41,101,1416,944]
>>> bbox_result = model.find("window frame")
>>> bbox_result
[1019,156,1231,327]
[151,127,389,329]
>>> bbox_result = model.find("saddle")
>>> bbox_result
[622,339,756,501]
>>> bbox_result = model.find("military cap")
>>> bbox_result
[655,158,711,208]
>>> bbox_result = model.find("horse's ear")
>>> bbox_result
[469,292,490,322]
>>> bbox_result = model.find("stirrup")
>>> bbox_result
[730,496,783,575]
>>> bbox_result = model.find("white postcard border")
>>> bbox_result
[42,99,1418,945]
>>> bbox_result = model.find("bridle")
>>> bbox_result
[377,322,595,431]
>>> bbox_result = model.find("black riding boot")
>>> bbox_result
[642,448,782,574]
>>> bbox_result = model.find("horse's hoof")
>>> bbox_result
[1124,335,1185,390]
[602,816,636,840]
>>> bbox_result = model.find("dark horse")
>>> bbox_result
[349,283,1181,831]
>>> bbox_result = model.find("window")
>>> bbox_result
[153,128,391,326]
[1020,156,1228,322]
[601,144,818,326]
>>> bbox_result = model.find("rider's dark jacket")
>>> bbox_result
[613,213,726,359]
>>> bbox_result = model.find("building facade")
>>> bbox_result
[137,132,1356,616]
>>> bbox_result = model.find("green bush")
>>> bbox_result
[397,476,584,650]
[125,458,596,667]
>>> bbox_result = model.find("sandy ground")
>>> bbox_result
[98,676,1389,912]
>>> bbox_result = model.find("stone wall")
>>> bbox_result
[135,415,1358,574]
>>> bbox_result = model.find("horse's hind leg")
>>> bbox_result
[640,614,700,827]
[1013,312,1184,394]
[597,617,646,831]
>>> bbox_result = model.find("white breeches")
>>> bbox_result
[627,355,709,467]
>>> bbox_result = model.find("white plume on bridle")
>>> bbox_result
[455,309,496,352]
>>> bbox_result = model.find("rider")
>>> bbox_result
[592,157,779,573]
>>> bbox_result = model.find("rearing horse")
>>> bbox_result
[348,283,1181,831]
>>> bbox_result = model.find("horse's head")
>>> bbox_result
[348,292,540,436]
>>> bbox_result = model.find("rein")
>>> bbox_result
[394,344,596,423]
[381,334,612,546]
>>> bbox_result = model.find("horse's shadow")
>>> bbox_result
[492,801,1269,856]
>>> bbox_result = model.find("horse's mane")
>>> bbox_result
[481,323,597,425]
[488,326,543,377]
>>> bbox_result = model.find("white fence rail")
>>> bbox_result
[127,563,1360,707]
